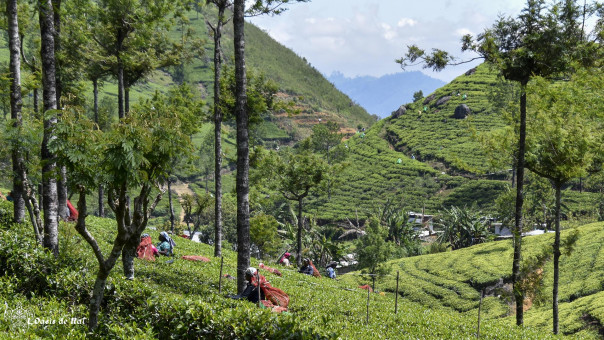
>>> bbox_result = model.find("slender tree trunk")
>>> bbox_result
[71,190,118,331]
[98,185,105,217]
[168,179,175,233]
[88,235,128,330]
[121,233,138,280]
[92,78,105,217]
[33,88,39,114]
[234,0,250,293]
[8,0,25,223]
[513,82,527,326]
[39,0,59,257]
[38,183,43,211]
[58,167,68,219]
[89,269,109,330]
[125,86,130,115]
[52,0,61,107]
[205,171,209,193]
[297,197,303,266]
[117,60,124,119]
[93,78,99,124]
[212,3,226,258]
[121,185,164,280]
[52,0,68,221]
[553,182,562,334]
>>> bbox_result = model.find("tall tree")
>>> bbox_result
[525,70,603,334]
[89,0,184,119]
[51,0,69,221]
[306,121,346,200]
[396,0,600,324]
[7,0,25,223]
[254,148,327,266]
[38,0,59,257]
[119,85,202,280]
[4,1,44,238]
[17,2,42,115]
[233,0,250,293]
[62,0,110,216]
[212,0,308,284]
[50,87,198,329]
[206,0,232,258]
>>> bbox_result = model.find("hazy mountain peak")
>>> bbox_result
[327,71,446,118]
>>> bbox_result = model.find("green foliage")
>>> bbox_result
[180,191,213,237]
[250,213,283,259]
[435,205,491,250]
[374,198,422,256]
[219,64,279,125]
[355,217,394,275]
[254,147,328,201]
[413,90,424,102]
[525,70,604,184]
[0,200,15,227]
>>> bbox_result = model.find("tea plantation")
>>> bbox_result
[342,221,604,339]
[0,199,585,339]
[306,63,599,222]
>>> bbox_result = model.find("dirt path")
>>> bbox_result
[171,182,194,224]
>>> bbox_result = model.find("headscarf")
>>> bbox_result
[245,267,257,278]
[160,231,176,250]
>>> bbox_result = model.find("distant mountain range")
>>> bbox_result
[327,71,446,118]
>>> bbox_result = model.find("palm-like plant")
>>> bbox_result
[436,205,490,250]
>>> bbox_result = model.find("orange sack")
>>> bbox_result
[359,284,373,292]
[259,263,282,277]
[181,255,211,262]
[251,274,289,311]
[309,260,321,278]
[66,200,79,221]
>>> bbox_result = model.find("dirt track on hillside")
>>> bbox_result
[171,182,194,224]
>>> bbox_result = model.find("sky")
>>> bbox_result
[247,0,528,82]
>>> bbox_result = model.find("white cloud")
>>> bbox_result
[248,0,527,81]
[397,18,418,27]
[455,28,474,37]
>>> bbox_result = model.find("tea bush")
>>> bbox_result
[1,213,601,338]
[342,222,604,338]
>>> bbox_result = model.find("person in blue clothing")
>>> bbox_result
[298,258,314,276]
[157,231,176,256]
[326,262,337,279]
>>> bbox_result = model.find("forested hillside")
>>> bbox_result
[0,6,374,142]
[154,6,376,138]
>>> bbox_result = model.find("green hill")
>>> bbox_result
[140,7,375,139]
[342,221,604,338]
[0,202,572,339]
[306,64,599,222]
